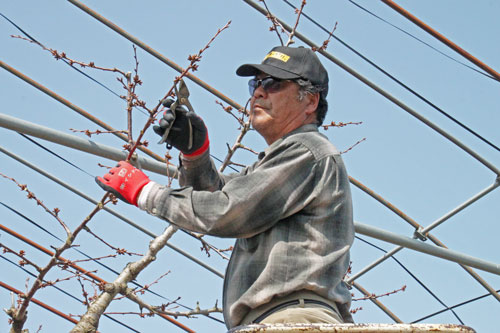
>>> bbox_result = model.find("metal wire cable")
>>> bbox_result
[19,133,95,178]
[412,287,500,323]
[281,0,500,154]
[355,236,464,324]
[0,255,142,332]
[345,0,498,82]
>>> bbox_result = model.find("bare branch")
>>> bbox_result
[11,35,127,77]
[261,0,284,46]
[125,20,232,162]
[71,225,178,332]
[321,120,363,130]
[0,172,71,236]
[341,138,366,154]
[84,226,142,257]
[353,285,407,301]
[69,128,128,138]
[123,290,222,319]
[286,0,307,46]
[219,120,252,172]
[312,22,338,52]
[1,244,42,272]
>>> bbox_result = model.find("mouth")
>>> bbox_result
[251,102,267,113]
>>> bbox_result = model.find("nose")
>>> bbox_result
[252,82,267,99]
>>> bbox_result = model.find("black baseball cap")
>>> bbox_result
[236,46,328,96]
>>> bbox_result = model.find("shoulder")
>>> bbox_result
[282,126,340,161]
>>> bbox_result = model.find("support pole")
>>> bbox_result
[354,221,500,275]
[0,112,175,176]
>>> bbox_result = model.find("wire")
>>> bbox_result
[412,288,500,323]
[19,133,95,178]
[0,255,142,332]
[355,236,465,324]
[281,0,500,153]
[345,0,498,82]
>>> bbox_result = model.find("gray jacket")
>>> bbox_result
[139,124,355,328]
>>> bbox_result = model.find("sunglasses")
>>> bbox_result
[248,76,289,96]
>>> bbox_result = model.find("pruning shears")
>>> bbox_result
[157,78,195,150]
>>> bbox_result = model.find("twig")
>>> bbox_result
[261,0,285,46]
[11,35,127,77]
[353,285,406,301]
[0,172,71,236]
[69,128,128,137]
[113,271,171,301]
[219,120,252,172]
[77,276,91,308]
[1,244,42,272]
[312,22,338,52]
[286,0,307,46]
[84,226,142,256]
[125,20,232,162]
[341,138,366,154]
[322,121,362,130]
[189,232,231,260]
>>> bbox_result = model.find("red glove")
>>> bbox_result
[95,161,150,206]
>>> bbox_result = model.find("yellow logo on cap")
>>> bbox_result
[264,51,290,62]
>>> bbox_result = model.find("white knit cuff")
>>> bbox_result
[137,181,156,210]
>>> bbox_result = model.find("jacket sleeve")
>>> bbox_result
[177,149,241,192]
[140,141,327,238]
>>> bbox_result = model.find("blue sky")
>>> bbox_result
[1,1,499,332]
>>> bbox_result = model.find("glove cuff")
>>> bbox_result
[183,132,209,157]
[130,177,151,206]
[137,181,156,209]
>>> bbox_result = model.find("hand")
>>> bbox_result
[95,161,150,206]
[153,99,209,156]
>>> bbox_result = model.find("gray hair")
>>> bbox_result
[296,79,329,126]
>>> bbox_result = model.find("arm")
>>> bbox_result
[139,140,322,238]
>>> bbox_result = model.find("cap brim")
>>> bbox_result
[236,64,301,80]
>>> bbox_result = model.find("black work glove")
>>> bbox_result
[153,99,209,156]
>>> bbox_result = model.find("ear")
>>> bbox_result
[304,92,320,116]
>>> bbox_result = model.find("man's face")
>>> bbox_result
[249,73,318,145]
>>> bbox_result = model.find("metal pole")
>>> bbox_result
[0,280,79,325]
[354,221,500,275]
[350,179,500,281]
[243,0,500,176]
[0,61,164,163]
[421,178,500,234]
[349,176,420,228]
[349,176,500,301]
[0,112,175,176]
[382,0,500,82]
[347,245,403,284]
[67,0,244,112]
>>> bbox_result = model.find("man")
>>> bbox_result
[97,46,354,329]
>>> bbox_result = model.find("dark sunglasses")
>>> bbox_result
[248,76,288,96]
